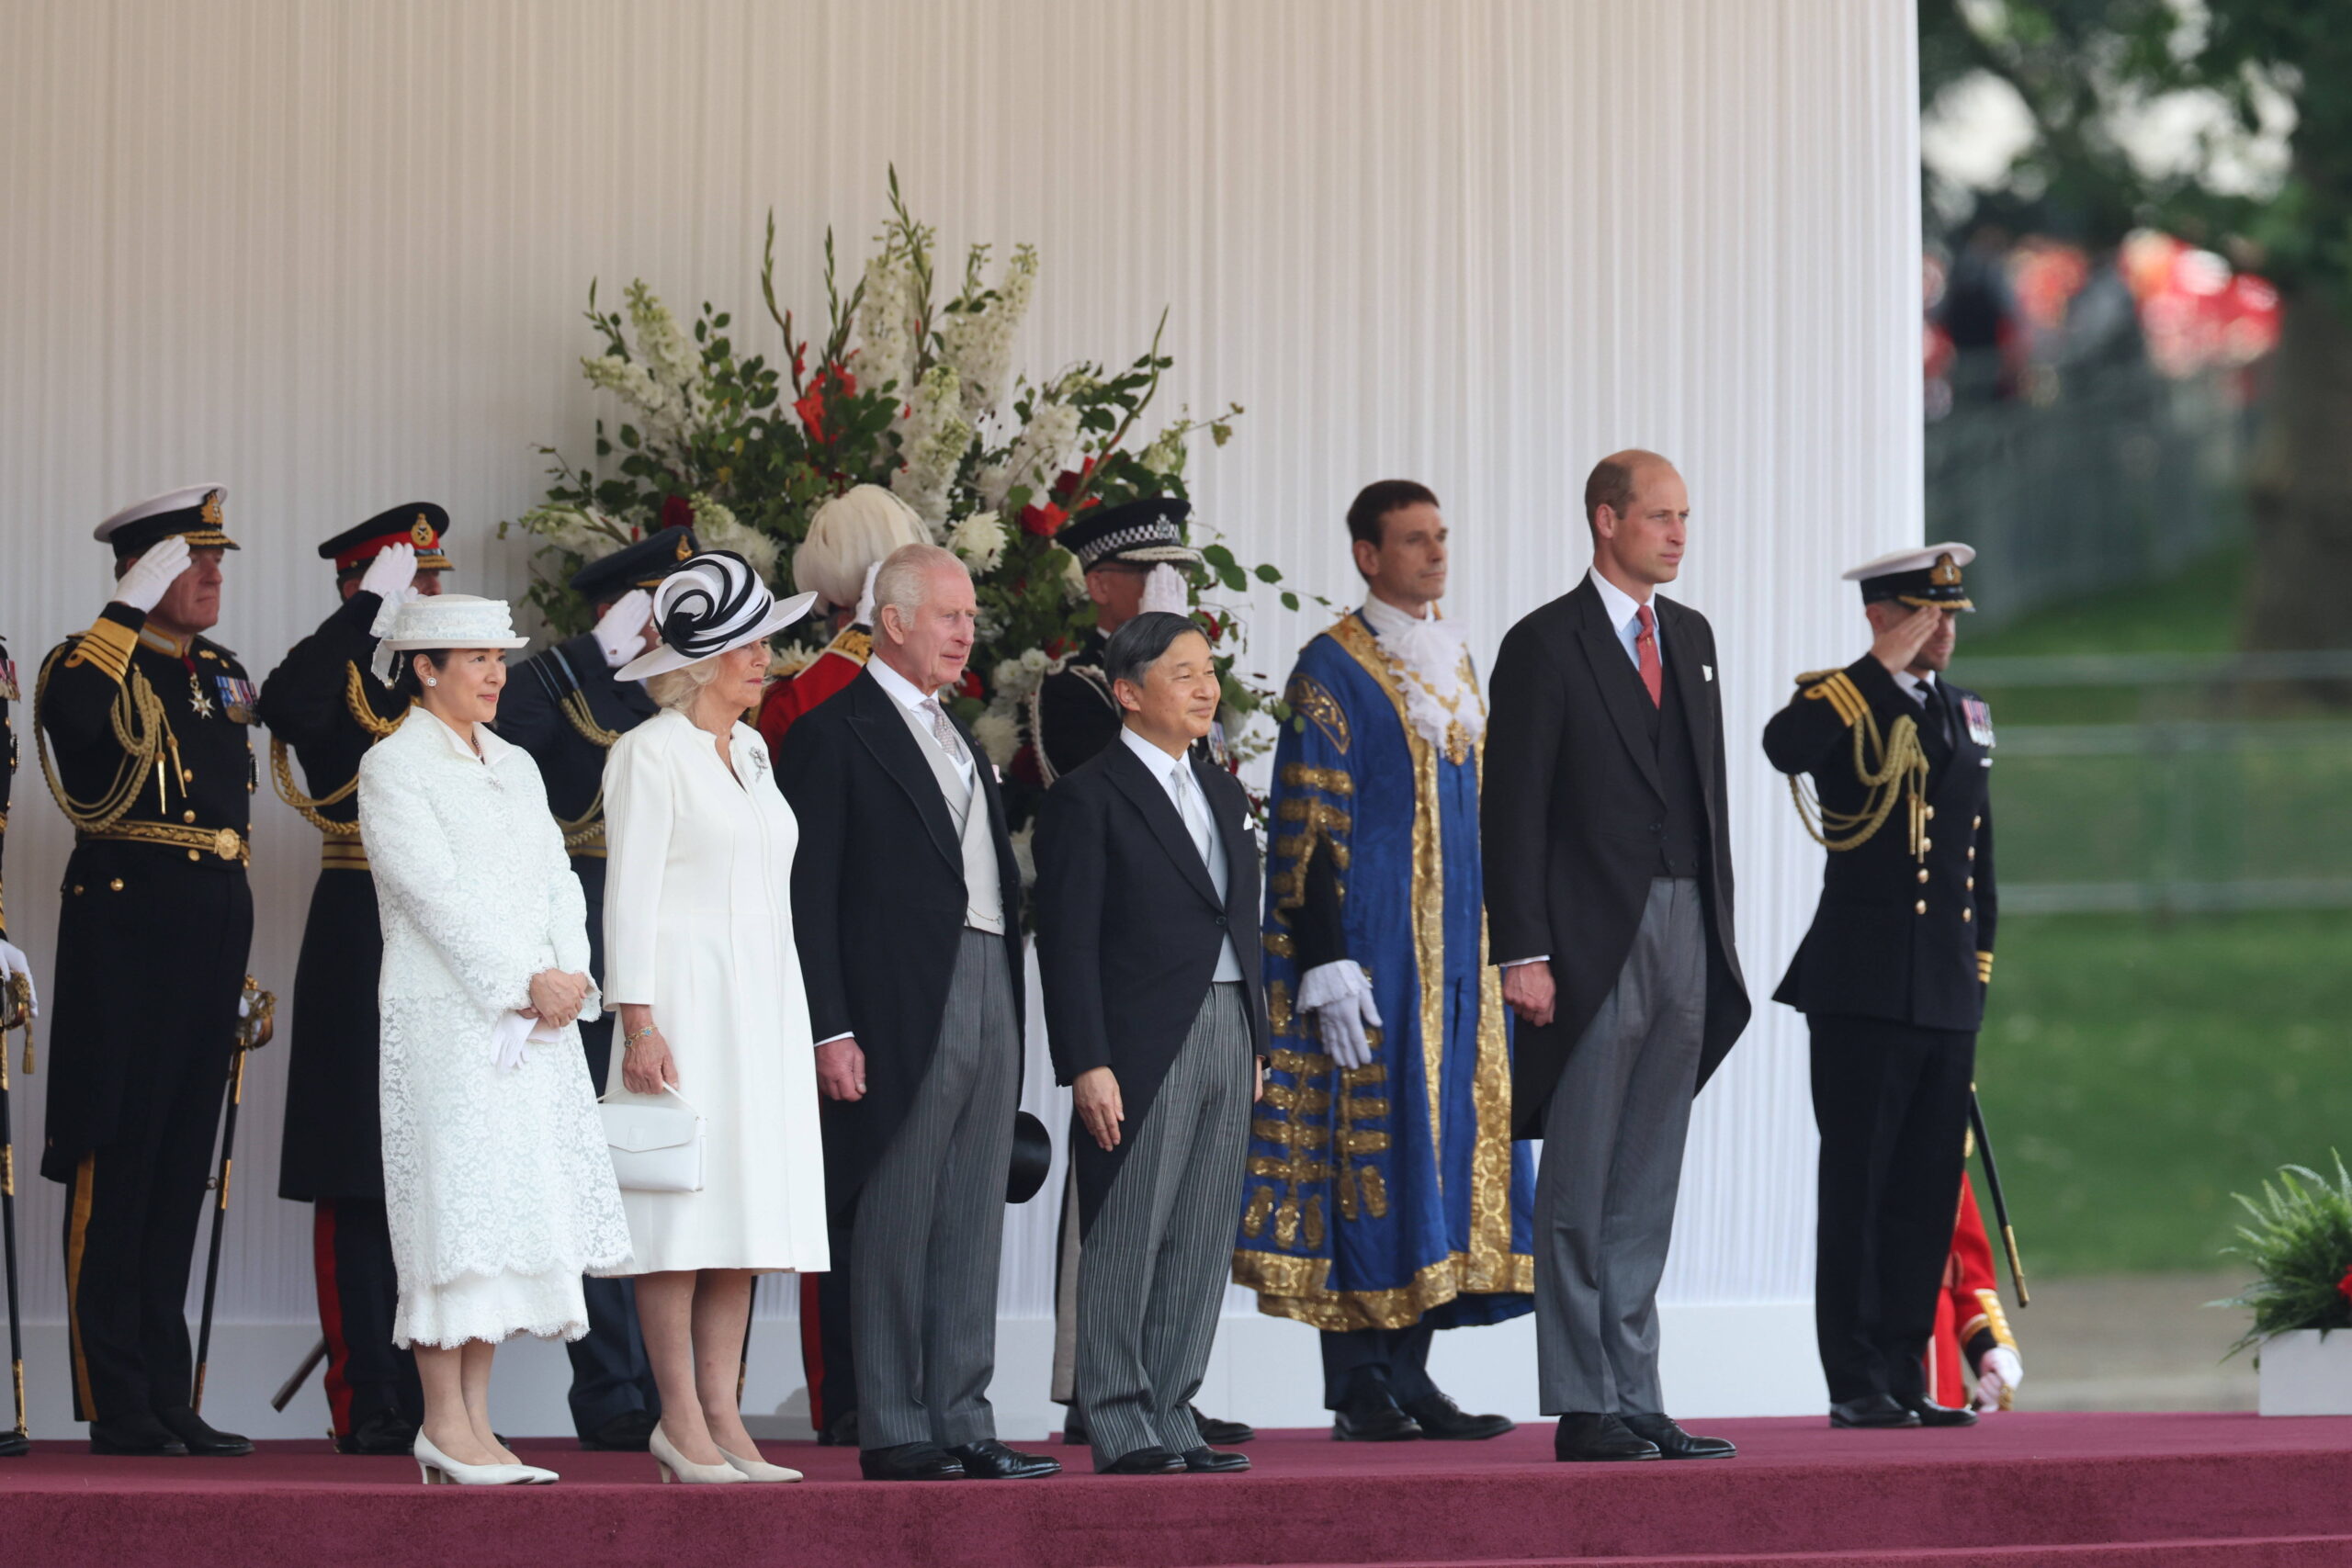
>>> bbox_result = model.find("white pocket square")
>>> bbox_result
[1703,664,1714,682]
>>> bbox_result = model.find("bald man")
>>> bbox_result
[1482,452,1750,1462]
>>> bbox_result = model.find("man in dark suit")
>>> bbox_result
[1764,543,1996,1431]
[1482,450,1750,1463]
[1034,612,1267,1476]
[777,543,1059,1484]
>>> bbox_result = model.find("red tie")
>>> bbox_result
[1635,604,1662,706]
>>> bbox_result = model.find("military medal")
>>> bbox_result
[0,652,17,703]
[1962,695,1995,749]
[186,666,214,718]
[216,672,258,726]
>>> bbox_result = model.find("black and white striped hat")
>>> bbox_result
[616,549,816,682]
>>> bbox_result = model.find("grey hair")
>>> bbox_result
[871,543,967,627]
[644,656,726,713]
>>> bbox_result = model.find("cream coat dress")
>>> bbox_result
[361,708,633,1348]
[597,708,828,1275]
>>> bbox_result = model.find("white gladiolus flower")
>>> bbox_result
[890,366,974,525]
[516,504,628,558]
[855,251,918,404]
[970,709,1021,770]
[941,244,1038,420]
[1139,422,1189,478]
[685,495,781,583]
[950,510,1007,572]
[1019,648,1049,674]
[992,399,1080,508]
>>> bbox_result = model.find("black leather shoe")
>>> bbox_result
[1401,1392,1515,1440]
[1332,1392,1422,1442]
[860,1441,967,1480]
[818,1409,860,1448]
[1059,1405,1090,1446]
[1621,1413,1736,1459]
[577,1408,658,1452]
[1191,1405,1255,1445]
[1829,1393,1921,1429]
[1100,1445,1184,1474]
[1554,1413,1661,1461]
[335,1409,423,1456]
[1896,1394,1979,1428]
[0,1429,28,1458]
[89,1414,187,1456]
[947,1438,1062,1479]
[153,1406,253,1457]
[1179,1445,1250,1472]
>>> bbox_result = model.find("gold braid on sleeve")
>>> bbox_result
[1787,705,1929,856]
[560,690,622,750]
[345,662,408,739]
[34,647,175,834]
[269,736,361,837]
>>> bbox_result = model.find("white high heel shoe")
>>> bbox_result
[413,1432,537,1486]
[650,1424,747,1484]
[717,1444,803,1483]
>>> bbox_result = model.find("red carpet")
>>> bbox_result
[3,1414,2348,1567]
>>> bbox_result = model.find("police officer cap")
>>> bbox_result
[96,484,239,556]
[1057,496,1203,571]
[570,525,703,604]
[319,502,454,576]
[1843,541,1976,612]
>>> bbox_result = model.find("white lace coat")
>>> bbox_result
[360,707,632,1346]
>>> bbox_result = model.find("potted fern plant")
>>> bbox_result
[2220,1156,2352,1415]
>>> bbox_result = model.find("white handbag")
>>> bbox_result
[599,1086,706,1193]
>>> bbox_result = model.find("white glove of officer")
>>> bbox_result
[111,534,193,615]
[1139,563,1193,617]
[1299,961,1382,1071]
[0,939,38,1017]
[357,541,419,604]
[593,589,656,671]
[1974,1346,2023,1412]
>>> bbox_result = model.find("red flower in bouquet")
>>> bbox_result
[956,670,984,701]
[1019,501,1068,537]
[795,363,857,446]
[659,494,695,532]
[2337,1264,2352,1306]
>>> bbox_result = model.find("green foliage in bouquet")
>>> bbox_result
[503,172,1298,773]
[2216,1156,2352,1358]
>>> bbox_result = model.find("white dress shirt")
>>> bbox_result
[1589,569,1665,670]
[1119,727,1243,982]
[1893,666,1937,705]
[868,653,975,793]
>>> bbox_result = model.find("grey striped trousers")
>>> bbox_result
[1075,983,1253,1468]
[853,928,1021,1450]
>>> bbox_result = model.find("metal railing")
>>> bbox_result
[1953,651,2352,915]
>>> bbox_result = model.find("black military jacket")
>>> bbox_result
[494,631,657,857]
[1763,654,1997,1032]
[1030,629,1121,786]
[256,590,411,840]
[39,604,257,870]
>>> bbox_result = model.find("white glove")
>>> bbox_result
[0,939,38,1017]
[1299,961,1382,1071]
[357,542,419,604]
[593,588,655,670]
[1140,563,1192,617]
[111,534,193,615]
[1974,1346,2023,1412]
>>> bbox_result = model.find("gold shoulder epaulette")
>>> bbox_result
[1793,668,1840,686]
[62,618,139,682]
[825,627,873,667]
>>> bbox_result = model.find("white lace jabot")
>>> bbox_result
[1360,597,1486,754]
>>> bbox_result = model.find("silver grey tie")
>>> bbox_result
[922,697,967,764]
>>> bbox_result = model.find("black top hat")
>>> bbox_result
[571,525,703,604]
[321,503,454,576]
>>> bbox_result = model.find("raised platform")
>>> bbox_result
[3,1413,2348,1567]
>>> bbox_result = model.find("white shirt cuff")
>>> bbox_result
[815,1032,854,1047]
[1498,955,1550,968]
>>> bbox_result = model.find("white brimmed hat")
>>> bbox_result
[617,550,817,682]
[368,592,530,682]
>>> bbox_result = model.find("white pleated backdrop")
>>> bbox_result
[0,0,1920,1433]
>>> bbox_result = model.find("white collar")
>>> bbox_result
[1894,667,1939,703]
[1359,593,1438,640]
[1119,723,1192,782]
[867,653,945,713]
[411,704,514,765]
[1588,569,1655,636]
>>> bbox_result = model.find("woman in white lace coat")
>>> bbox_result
[600,553,828,1484]
[359,593,632,1485]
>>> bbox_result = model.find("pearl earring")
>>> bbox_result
[425,677,438,687]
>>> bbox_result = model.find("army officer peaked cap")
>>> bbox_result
[96,483,239,555]
[321,502,454,575]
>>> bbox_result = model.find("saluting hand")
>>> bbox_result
[1871,605,1942,675]
[1074,1066,1125,1151]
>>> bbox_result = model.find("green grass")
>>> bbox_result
[1977,910,2352,1277]
[1965,549,2245,659]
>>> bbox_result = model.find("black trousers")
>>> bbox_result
[1322,1323,1438,1411]
[567,877,661,1437]
[1808,1013,1975,1405]
[312,1197,422,1436]
[52,855,250,1424]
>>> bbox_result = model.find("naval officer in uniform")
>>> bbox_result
[494,525,698,1450]
[1763,543,1998,1431]
[37,487,258,1457]
[255,504,453,1454]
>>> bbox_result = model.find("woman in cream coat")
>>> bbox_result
[601,552,829,1483]
[360,593,632,1486]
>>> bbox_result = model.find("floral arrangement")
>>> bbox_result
[503,175,1297,791]
[2217,1156,2352,1358]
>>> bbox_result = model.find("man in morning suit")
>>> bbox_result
[1035,612,1267,1475]
[776,543,1059,1483]
[1482,451,1750,1463]
[38,487,259,1457]
[496,525,700,1450]
[256,506,452,1456]
[1763,543,1996,1430]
